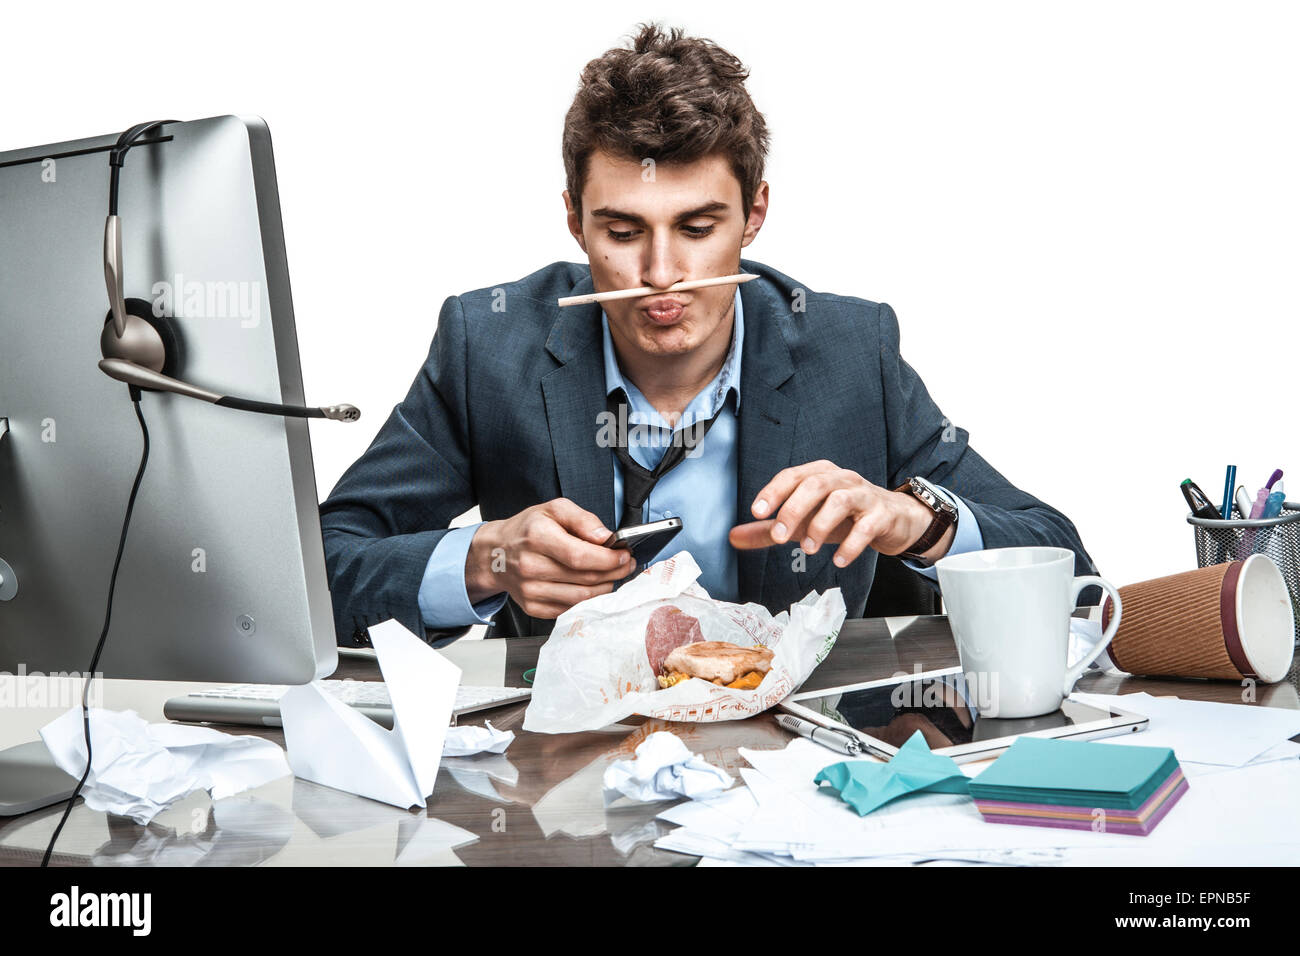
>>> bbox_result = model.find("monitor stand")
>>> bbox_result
[0,741,78,816]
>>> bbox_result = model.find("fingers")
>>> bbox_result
[516,550,629,585]
[732,485,892,567]
[498,499,632,617]
[544,497,612,544]
[832,511,885,567]
[801,489,860,553]
[543,527,629,573]
[516,579,617,619]
[750,460,837,519]
[729,519,778,550]
[533,499,627,573]
[769,470,852,545]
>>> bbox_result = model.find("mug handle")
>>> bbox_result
[1063,576,1122,697]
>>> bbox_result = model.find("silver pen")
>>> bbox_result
[774,713,868,757]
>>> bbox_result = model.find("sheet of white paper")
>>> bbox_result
[602,731,734,804]
[1182,739,1300,778]
[39,707,290,825]
[1072,691,1300,766]
[280,619,461,809]
[442,721,514,757]
[657,784,758,841]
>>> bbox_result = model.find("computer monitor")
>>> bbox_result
[0,117,338,703]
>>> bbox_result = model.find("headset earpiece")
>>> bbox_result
[101,297,183,381]
[94,118,355,421]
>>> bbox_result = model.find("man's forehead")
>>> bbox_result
[582,149,740,216]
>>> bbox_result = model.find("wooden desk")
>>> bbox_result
[1,616,1295,866]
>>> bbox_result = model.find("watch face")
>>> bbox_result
[911,477,957,514]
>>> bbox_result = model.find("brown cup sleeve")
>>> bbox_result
[1102,563,1245,680]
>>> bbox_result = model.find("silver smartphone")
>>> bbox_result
[604,516,683,570]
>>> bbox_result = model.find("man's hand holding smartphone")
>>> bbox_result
[465,498,631,619]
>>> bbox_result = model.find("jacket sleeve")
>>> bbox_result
[318,295,479,645]
[876,302,1102,603]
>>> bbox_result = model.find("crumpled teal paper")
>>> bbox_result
[813,730,971,816]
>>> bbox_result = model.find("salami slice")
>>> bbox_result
[644,605,704,674]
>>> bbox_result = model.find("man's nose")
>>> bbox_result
[643,235,684,290]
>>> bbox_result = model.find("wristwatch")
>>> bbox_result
[893,476,958,566]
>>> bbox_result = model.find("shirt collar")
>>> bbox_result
[601,286,744,418]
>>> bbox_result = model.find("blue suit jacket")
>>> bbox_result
[318,259,1099,646]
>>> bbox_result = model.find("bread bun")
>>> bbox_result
[661,641,774,686]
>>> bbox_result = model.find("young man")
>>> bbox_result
[319,24,1097,646]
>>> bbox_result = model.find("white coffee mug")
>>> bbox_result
[935,546,1123,718]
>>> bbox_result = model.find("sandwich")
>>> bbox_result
[657,641,774,691]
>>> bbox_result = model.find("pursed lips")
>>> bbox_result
[640,295,687,325]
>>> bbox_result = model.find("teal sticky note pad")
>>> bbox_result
[969,736,1178,811]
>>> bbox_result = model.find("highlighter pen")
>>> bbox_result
[1250,484,1272,519]
[1221,465,1237,520]
[1264,482,1286,519]
[1181,479,1222,519]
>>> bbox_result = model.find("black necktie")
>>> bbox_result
[605,389,722,529]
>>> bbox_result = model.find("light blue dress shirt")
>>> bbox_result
[602,290,744,600]
[417,288,984,628]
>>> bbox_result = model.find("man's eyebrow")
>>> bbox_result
[589,201,730,224]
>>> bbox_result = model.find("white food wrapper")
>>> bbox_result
[523,551,846,734]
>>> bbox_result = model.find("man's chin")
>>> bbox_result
[634,326,697,355]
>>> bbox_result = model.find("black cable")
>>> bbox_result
[107,120,177,216]
[41,386,149,867]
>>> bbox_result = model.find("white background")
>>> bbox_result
[5,0,1296,589]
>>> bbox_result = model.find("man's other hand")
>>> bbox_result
[466,498,631,619]
[728,460,953,567]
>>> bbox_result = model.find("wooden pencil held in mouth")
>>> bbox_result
[557,273,758,307]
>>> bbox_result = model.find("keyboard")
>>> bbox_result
[163,680,531,730]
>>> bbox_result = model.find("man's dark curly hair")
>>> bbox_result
[563,22,771,221]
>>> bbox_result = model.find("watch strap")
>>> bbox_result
[894,479,956,563]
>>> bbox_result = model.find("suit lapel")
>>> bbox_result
[734,274,819,607]
[540,275,616,530]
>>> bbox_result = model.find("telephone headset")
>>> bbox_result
[43,119,359,866]
[98,118,359,421]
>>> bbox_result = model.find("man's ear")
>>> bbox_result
[741,181,770,249]
[562,189,588,253]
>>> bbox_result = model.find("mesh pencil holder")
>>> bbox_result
[1188,502,1300,646]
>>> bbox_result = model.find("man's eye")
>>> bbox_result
[683,225,715,237]
[607,229,640,242]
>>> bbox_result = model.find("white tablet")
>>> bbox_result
[782,667,1149,763]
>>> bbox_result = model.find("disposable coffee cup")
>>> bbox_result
[1101,555,1295,682]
